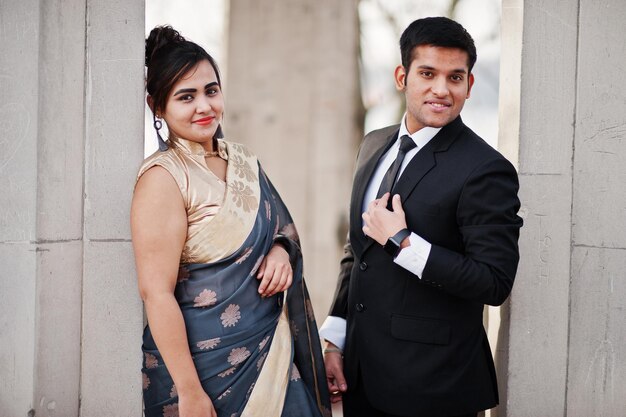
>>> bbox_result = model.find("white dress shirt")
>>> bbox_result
[319,116,441,350]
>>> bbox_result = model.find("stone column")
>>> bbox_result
[225,0,363,317]
[0,1,86,415]
[0,1,145,416]
[565,1,626,415]
[79,0,145,415]
[498,0,626,415]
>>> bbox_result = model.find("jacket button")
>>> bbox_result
[359,262,368,271]
[355,303,365,312]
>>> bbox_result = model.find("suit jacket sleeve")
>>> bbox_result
[328,233,354,318]
[327,131,375,319]
[422,156,523,306]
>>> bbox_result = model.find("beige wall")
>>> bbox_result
[225,0,363,319]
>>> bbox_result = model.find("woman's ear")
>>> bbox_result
[147,95,156,115]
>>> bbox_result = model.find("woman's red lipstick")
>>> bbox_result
[193,116,214,125]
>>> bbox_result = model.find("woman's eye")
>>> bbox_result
[206,88,219,96]
[179,94,194,101]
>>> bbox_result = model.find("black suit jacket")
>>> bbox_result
[329,117,522,416]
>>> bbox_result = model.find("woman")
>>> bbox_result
[132,26,330,417]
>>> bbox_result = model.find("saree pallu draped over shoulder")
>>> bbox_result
[140,141,331,417]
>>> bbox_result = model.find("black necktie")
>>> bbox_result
[376,135,417,199]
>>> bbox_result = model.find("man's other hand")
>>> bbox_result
[324,342,347,403]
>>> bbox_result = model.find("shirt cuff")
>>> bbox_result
[393,232,431,278]
[318,316,346,351]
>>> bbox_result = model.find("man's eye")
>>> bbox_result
[421,71,433,77]
[451,75,463,82]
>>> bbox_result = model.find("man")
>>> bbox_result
[319,17,523,417]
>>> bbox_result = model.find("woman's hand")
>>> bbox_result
[257,244,293,297]
[178,389,217,417]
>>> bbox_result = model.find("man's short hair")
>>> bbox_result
[400,17,477,73]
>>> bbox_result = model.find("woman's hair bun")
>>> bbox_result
[145,25,185,67]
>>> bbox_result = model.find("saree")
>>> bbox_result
[139,139,331,417]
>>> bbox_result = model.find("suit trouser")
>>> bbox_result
[342,367,478,417]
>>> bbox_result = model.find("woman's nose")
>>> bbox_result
[196,95,212,113]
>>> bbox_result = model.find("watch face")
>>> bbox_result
[385,229,409,257]
[384,238,400,257]
[391,237,402,256]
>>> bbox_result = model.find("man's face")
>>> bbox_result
[395,45,474,133]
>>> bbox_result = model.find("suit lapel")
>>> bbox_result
[394,117,465,206]
[360,117,466,255]
[350,128,398,257]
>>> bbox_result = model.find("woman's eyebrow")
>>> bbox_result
[173,88,197,96]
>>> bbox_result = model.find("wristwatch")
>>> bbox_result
[383,228,411,257]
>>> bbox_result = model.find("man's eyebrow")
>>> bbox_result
[415,65,467,74]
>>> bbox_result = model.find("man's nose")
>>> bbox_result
[431,77,449,96]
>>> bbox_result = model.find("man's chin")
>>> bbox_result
[424,114,458,128]
[424,120,449,129]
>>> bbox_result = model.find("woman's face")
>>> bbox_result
[161,59,224,149]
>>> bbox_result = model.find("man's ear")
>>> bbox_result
[466,73,475,99]
[394,65,407,91]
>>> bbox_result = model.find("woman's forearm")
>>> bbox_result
[144,292,203,395]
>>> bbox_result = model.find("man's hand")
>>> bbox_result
[362,193,407,246]
[324,342,347,403]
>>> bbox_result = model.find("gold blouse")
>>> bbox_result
[137,138,260,264]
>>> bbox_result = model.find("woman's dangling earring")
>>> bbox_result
[154,115,168,151]
[214,124,224,139]
[211,123,224,153]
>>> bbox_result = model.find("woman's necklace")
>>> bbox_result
[171,137,223,158]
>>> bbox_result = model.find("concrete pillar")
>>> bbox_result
[0,1,144,416]
[498,0,626,415]
[1,1,85,415]
[566,1,626,415]
[225,0,363,317]
[79,0,145,415]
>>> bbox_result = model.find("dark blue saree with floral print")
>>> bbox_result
[137,139,331,417]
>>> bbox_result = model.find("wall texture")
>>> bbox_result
[498,1,626,416]
[0,1,145,416]
[225,0,363,318]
